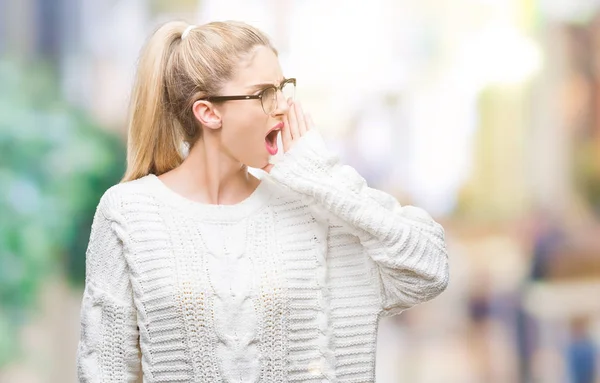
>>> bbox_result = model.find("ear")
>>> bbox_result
[192,100,222,130]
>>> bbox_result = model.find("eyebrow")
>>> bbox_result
[247,78,286,91]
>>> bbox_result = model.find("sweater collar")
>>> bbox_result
[143,173,274,222]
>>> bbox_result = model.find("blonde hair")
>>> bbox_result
[122,20,276,182]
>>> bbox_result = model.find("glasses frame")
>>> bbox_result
[198,78,296,114]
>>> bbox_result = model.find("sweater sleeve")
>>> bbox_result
[268,129,449,316]
[76,193,142,382]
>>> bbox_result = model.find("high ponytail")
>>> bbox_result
[122,21,186,182]
[121,20,276,182]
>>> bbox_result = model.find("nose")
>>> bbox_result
[271,91,290,116]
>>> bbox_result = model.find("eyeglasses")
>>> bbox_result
[199,78,296,115]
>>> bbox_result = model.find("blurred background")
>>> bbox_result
[1,0,600,382]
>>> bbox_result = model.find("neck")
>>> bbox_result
[164,136,258,205]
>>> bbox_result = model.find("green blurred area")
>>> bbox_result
[0,58,125,365]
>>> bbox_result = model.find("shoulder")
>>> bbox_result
[96,175,157,217]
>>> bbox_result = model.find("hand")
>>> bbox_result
[262,99,315,173]
[282,99,314,152]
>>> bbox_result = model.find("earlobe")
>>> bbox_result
[192,100,222,130]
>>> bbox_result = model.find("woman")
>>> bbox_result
[76,20,449,383]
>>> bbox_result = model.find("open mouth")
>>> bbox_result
[265,122,283,155]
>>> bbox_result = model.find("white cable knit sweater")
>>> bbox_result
[76,129,449,383]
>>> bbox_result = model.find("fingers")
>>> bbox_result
[305,112,314,131]
[280,99,315,155]
[287,98,300,140]
[282,114,292,152]
[295,102,307,136]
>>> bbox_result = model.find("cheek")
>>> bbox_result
[222,107,268,152]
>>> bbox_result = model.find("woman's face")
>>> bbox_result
[211,45,290,169]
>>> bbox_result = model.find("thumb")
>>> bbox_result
[261,163,274,173]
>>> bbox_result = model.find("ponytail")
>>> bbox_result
[122,21,187,182]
